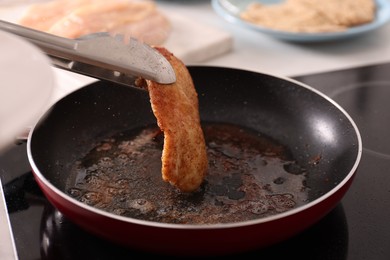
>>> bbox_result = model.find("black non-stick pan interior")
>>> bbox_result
[29,66,360,207]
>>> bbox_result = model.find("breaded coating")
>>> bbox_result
[240,0,376,33]
[137,47,208,192]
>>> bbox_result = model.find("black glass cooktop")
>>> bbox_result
[2,62,390,260]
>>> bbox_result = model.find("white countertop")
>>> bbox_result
[50,0,390,103]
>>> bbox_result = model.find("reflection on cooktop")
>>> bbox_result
[328,81,390,158]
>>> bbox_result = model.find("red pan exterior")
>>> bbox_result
[27,66,362,256]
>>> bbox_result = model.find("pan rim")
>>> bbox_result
[26,66,363,230]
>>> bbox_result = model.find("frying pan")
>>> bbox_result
[27,66,362,256]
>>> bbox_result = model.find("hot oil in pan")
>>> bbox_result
[66,123,308,224]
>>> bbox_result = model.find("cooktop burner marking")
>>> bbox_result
[329,81,390,159]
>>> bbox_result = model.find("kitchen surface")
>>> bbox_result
[45,0,390,103]
[1,0,390,259]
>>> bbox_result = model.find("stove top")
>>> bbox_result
[1,62,390,260]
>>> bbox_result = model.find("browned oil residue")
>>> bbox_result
[66,123,308,224]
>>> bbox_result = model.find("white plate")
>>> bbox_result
[0,32,94,151]
[212,0,390,42]
[0,30,54,152]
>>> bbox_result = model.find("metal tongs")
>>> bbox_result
[0,20,176,86]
